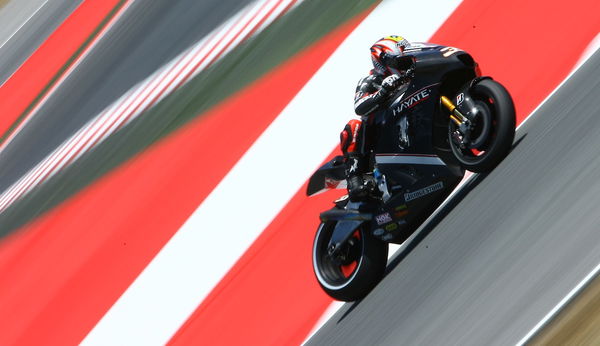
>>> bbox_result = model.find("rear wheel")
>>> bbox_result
[312,222,388,301]
[449,79,516,172]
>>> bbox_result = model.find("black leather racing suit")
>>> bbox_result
[354,70,387,116]
[342,70,388,200]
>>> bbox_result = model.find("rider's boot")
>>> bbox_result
[347,174,368,201]
[345,155,368,202]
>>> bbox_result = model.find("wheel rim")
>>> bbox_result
[450,95,497,163]
[314,225,364,289]
[467,100,493,149]
[340,231,361,278]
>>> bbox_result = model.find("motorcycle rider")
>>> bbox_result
[340,35,414,201]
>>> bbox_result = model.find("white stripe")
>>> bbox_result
[218,0,281,58]
[0,0,49,51]
[516,262,600,345]
[82,0,464,344]
[302,301,345,345]
[375,154,446,165]
[256,0,295,34]
[574,32,600,70]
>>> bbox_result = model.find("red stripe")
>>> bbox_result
[0,0,124,140]
[429,0,600,124]
[0,12,365,346]
[168,165,344,345]
[169,0,600,342]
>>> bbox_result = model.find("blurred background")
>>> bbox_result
[0,0,599,344]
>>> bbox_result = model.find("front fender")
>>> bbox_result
[327,220,368,254]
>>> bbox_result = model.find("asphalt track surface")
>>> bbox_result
[308,51,600,345]
[0,0,254,192]
[0,0,85,86]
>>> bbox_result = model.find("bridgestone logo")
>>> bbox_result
[404,182,444,202]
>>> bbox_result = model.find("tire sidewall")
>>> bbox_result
[450,79,516,172]
[312,222,388,301]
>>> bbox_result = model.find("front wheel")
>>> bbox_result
[312,221,388,301]
[449,79,516,172]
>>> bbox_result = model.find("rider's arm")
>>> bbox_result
[354,74,385,116]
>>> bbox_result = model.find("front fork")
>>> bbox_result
[441,95,472,149]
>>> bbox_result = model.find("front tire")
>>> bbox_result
[449,79,516,172]
[312,222,388,301]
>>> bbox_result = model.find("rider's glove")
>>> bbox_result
[381,74,401,93]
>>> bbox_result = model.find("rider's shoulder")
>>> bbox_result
[403,42,442,54]
[356,72,382,92]
[365,70,384,81]
[357,71,378,83]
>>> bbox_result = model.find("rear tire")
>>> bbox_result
[312,222,388,301]
[449,79,516,172]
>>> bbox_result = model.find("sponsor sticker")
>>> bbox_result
[394,204,408,211]
[375,212,393,225]
[441,46,462,57]
[456,93,465,105]
[392,88,431,116]
[394,210,409,218]
[334,194,349,203]
[404,182,444,202]
[385,223,398,231]
[382,233,394,241]
[324,177,339,189]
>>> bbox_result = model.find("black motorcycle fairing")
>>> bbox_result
[306,156,346,196]
[307,44,478,199]
[373,82,442,155]
[372,157,462,243]
[308,45,474,242]
[373,45,478,156]
[319,208,372,222]
[309,43,516,301]
[452,76,493,121]
[320,200,372,255]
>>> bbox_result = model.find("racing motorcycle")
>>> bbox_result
[307,44,516,301]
